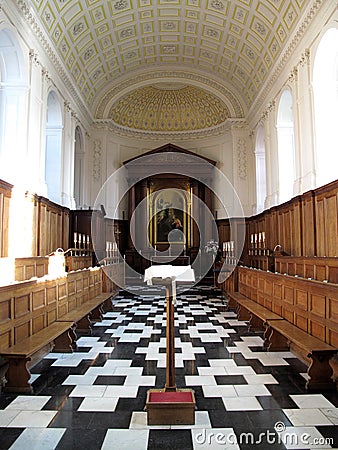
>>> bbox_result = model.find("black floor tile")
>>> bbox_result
[55,428,106,450]
[215,375,247,385]
[49,410,94,428]
[94,375,126,385]
[316,425,338,448]
[0,428,23,450]
[148,429,193,450]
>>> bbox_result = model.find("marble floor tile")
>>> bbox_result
[101,429,149,450]
[8,427,65,450]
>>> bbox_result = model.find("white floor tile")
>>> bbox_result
[233,384,271,397]
[78,397,118,412]
[69,385,107,397]
[124,375,156,386]
[290,394,336,409]
[185,375,217,386]
[6,396,51,411]
[197,367,227,376]
[9,428,66,450]
[0,410,20,427]
[320,408,338,425]
[222,397,263,411]
[202,385,237,398]
[243,374,278,384]
[104,385,139,397]
[62,374,97,385]
[101,429,149,450]
[283,408,333,426]
[7,410,57,428]
[129,412,170,429]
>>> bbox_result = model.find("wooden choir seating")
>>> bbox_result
[274,256,338,284]
[0,266,116,393]
[225,266,337,391]
[65,255,93,272]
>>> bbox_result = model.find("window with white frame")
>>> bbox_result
[277,89,296,204]
[0,28,27,185]
[45,91,63,204]
[313,27,338,187]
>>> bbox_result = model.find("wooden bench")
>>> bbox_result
[227,291,282,339]
[2,321,74,393]
[266,319,337,391]
[57,293,113,336]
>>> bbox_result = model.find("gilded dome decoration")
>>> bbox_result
[108,84,229,132]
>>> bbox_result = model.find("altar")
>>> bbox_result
[144,264,196,425]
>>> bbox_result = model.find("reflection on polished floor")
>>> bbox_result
[0,285,337,449]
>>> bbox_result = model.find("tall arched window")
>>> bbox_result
[313,28,338,187]
[45,91,63,204]
[255,125,267,214]
[277,89,295,204]
[0,28,27,184]
[74,126,84,208]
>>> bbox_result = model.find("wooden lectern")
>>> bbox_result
[144,265,196,425]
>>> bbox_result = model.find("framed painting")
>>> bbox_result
[153,189,187,244]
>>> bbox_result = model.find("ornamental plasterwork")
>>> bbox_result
[108,84,229,132]
[95,70,244,119]
[19,0,317,118]
[93,140,102,182]
[237,138,247,180]
[93,118,247,141]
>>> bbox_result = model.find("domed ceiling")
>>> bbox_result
[21,0,320,127]
[109,83,229,131]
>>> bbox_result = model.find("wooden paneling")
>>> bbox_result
[236,266,338,347]
[33,195,70,257]
[230,180,338,263]
[0,268,105,351]
[314,183,338,257]
[0,180,13,258]
[14,257,49,281]
[275,257,338,283]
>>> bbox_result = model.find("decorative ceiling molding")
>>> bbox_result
[11,0,92,123]
[95,69,244,119]
[108,84,230,132]
[249,0,324,117]
[10,0,323,135]
[93,118,247,141]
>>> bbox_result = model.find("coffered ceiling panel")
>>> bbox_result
[27,0,313,126]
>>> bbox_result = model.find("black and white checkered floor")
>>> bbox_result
[0,285,337,449]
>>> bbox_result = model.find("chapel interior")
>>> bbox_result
[0,1,337,449]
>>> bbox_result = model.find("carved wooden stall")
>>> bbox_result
[33,195,70,257]
[0,180,13,258]
[243,179,338,261]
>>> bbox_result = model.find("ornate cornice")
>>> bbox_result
[95,70,245,120]
[93,118,247,141]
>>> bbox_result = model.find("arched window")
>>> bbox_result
[277,89,295,204]
[74,126,84,208]
[45,91,63,204]
[255,125,267,214]
[0,28,27,184]
[313,28,338,187]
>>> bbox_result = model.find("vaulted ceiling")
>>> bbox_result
[28,0,315,131]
